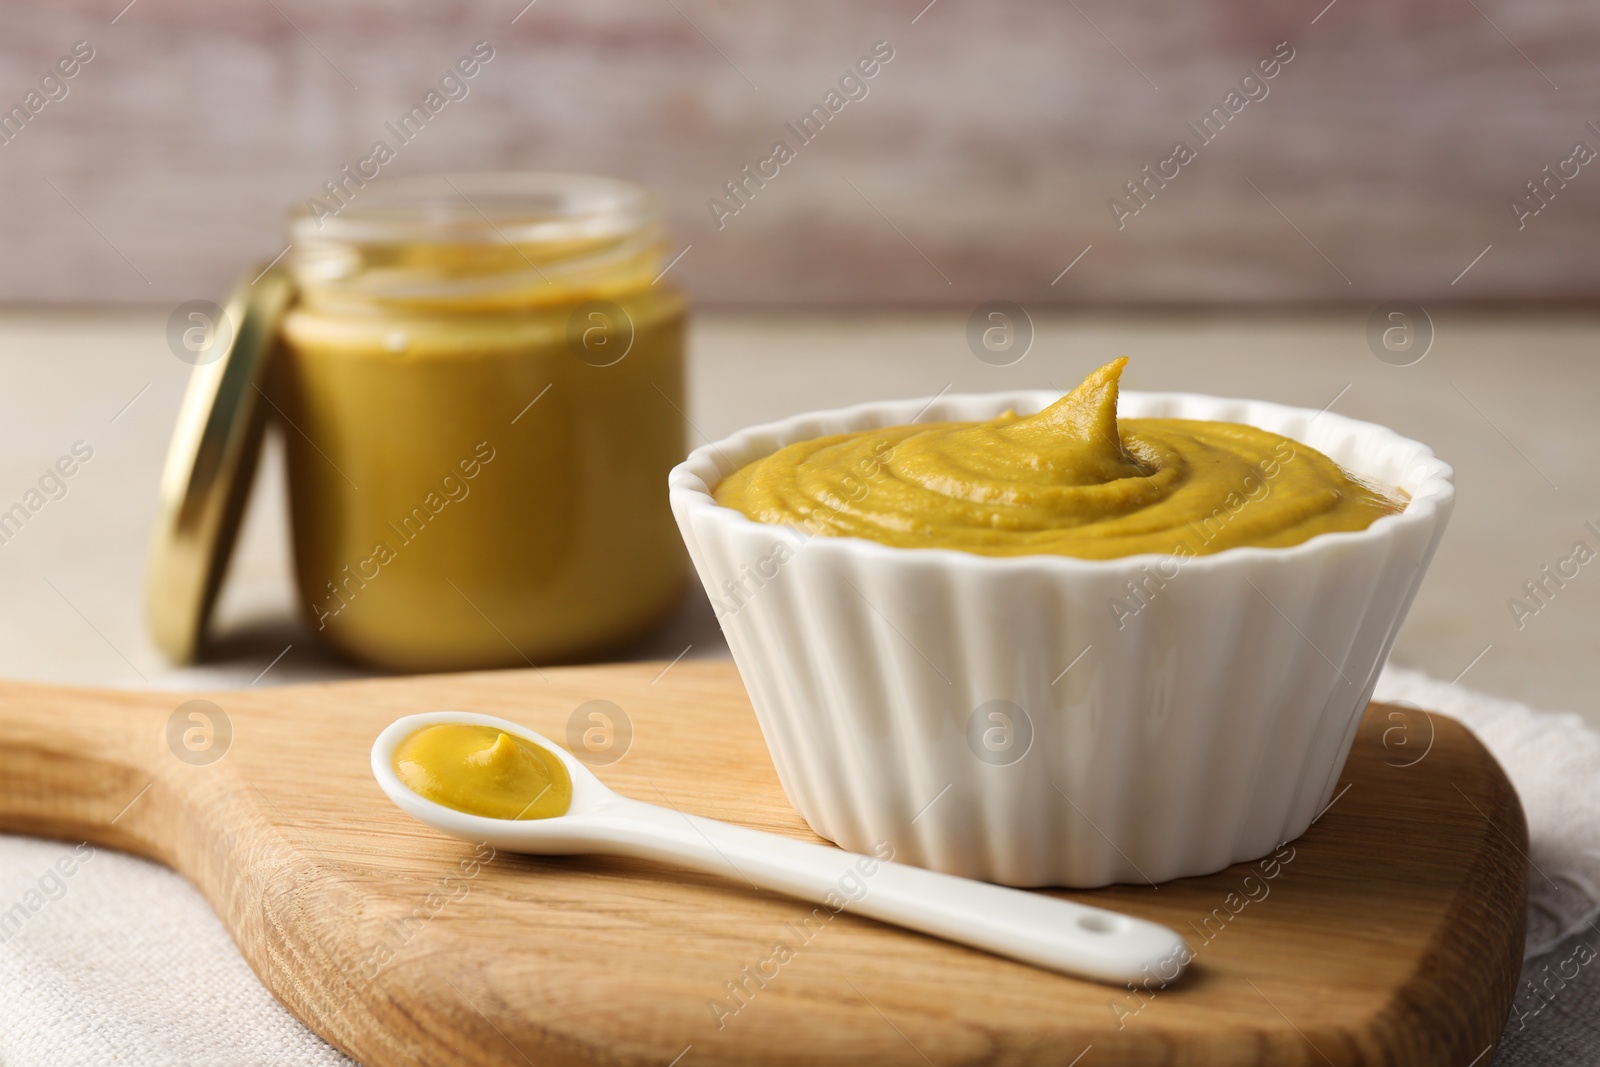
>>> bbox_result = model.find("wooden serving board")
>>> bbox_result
[0,662,1525,1066]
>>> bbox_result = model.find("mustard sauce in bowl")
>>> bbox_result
[715,358,1403,559]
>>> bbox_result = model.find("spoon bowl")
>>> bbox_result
[374,711,636,853]
[373,711,1190,985]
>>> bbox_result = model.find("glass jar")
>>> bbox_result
[276,173,687,671]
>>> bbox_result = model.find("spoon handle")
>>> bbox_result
[597,798,1188,984]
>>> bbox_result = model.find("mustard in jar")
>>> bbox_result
[278,174,687,670]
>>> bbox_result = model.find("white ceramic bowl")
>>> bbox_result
[668,390,1454,887]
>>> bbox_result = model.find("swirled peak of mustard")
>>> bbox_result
[394,724,572,820]
[714,358,1405,559]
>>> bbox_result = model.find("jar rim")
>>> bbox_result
[286,172,668,307]
[288,171,659,246]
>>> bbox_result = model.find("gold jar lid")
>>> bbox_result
[146,264,294,662]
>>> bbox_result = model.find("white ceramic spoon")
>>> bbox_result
[371,711,1189,985]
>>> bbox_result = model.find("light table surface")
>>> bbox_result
[0,307,1594,725]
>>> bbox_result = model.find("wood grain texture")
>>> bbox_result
[0,661,1525,1066]
[1,0,1598,305]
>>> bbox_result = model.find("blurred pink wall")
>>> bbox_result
[0,0,1596,305]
